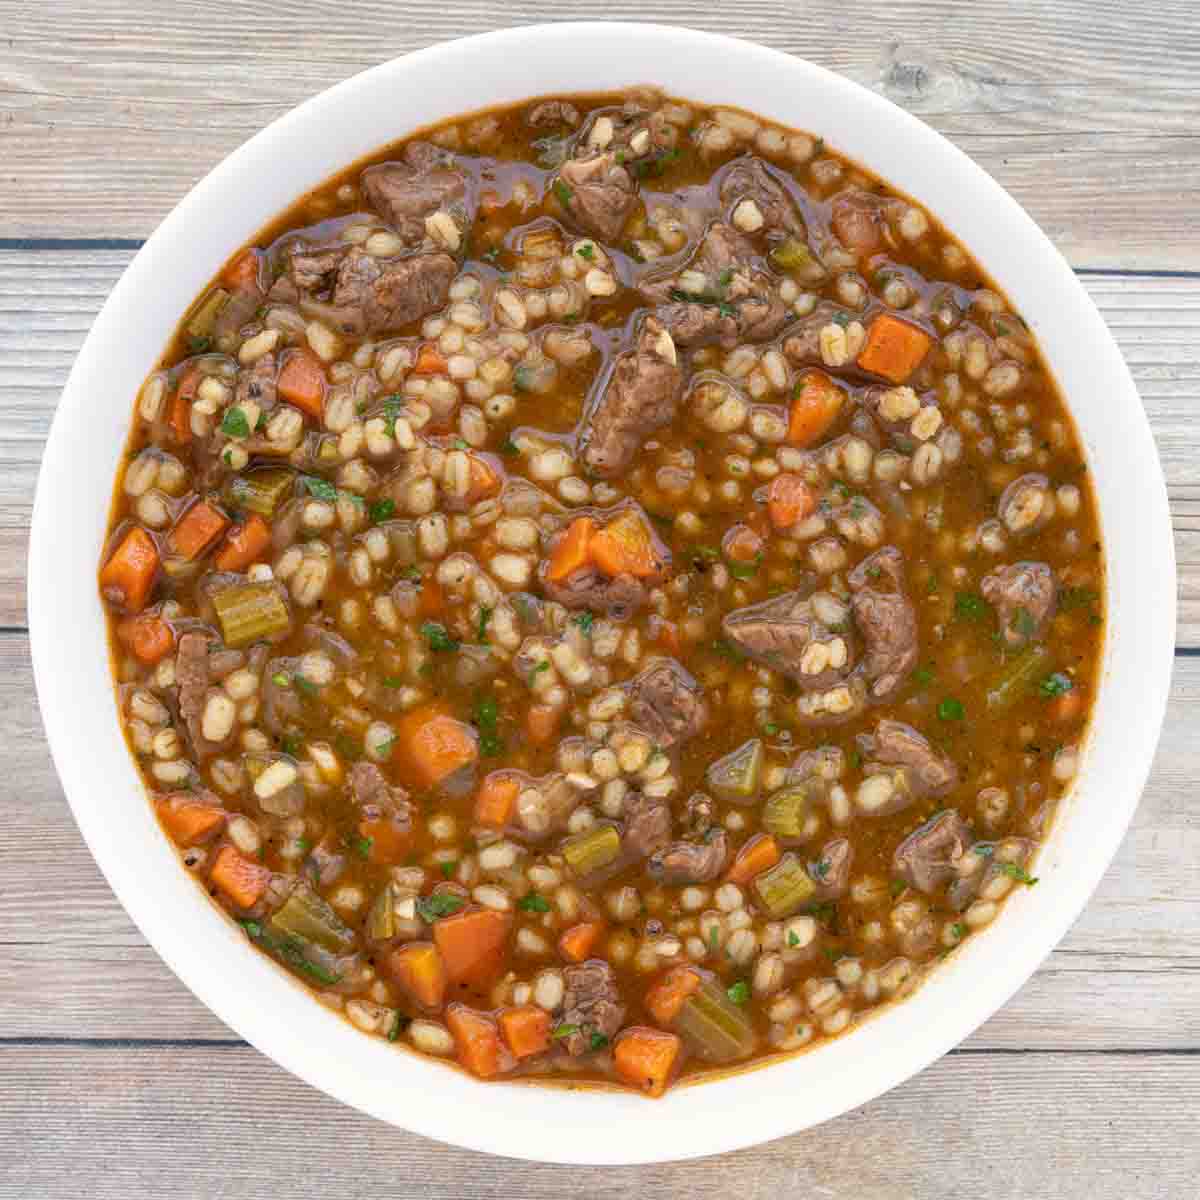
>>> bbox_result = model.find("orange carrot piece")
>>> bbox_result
[417,576,446,618]
[546,516,595,583]
[524,703,561,746]
[433,908,512,988]
[99,526,160,613]
[214,513,272,572]
[221,248,261,291]
[645,966,700,1026]
[1048,687,1085,723]
[591,509,664,579]
[358,812,414,865]
[277,349,326,421]
[170,499,230,561]
[168,365,202,445]
[393,701,478,790]
[614,1027,682,1097]
[156,795,226,846]
[210,844,270,909]
[499,1005,552,1059]
[559,921,604,964]
[116,613,175,665]
[446,1005,505,1078]
[466,455,502,503]
[474,772,520,828]
[725,834,781,885]
[767,473,818,530]
[654,620,682,655]
[384,942,447,1010]
[787,370,845,447]
[413,344,450,376]
[857,313,933,383]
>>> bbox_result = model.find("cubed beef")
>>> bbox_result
[893,811,976,894]
[848,546,918,700]
[981,561,1057,647]
[557,153,637,242]
[560,962,625,1056]
[647,830,728,885]
[627,658,708,748]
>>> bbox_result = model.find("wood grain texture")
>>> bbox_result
[1,1044,1197,1198]
[2,252,1197,637]
[2,1,1199,267]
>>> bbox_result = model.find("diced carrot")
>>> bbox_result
[156,795,226,846]
[170,499,230,561]
[722,523,764,564]
[412,344,449,376]
[446,1005,505,1078]
[116,613,175,665]
[524,703,561,746]
[645,966,700,1026]
[654,619,682,655]
[559,921,604,964]
[466,454,502,503]
[787,370,845,447]
[99,526,160,613]
[358,812,414,865]
[591,509,665,579]
[393,701,478,790]
[474,772,520,828]
[767,473,818,530]
[214,513,272,572]
[857,313,933,383]
[417,576,446,618]
[725,834,781,885]
[614,1027,682,1097]
[499,1005,551,1059]
[546,516,595,583]
[1048,687,1085,723]
[277,349,326,421]
[384,942,446,1010]
[168,365,202,444]
[479,190,505,216]
[221,248,261,291]
[210,844,270,909]
[433,908,512,988]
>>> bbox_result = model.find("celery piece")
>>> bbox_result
[227,468,294,517]
[768,239,826,284]
[563,824,621,877]
[676,976,756,1063]
[186,287,231,340]
[762,783,817,840]
[270,883,354,953]
[213,583,291,647]
[705,739,764,805]
[986,643,1052,710]
[366,883,397,941]
[752,853,817,918]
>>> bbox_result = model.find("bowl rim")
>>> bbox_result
[28,21,1175,1165]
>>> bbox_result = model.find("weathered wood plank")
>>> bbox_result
[1,1,1199,267]
[3,254,1197,637]
[0,1045,1195,1196]
[3,633,1197,1048]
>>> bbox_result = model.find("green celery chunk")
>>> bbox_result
[762,783,816,839]
[563,824,621,877]
[366,884,397,941]
[705,739,764,805]
[227,468,295,517]
[213,583,291,647]
[986,643,1052,710]
[768,238,826,283]
[186,287,230,339]
[270,883,354,953]
[752,853,816,918]
[676,976,757,1063]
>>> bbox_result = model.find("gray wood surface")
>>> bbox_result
[1,4,1197,1196]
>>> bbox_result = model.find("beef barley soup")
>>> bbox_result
[99,89,1104,1097]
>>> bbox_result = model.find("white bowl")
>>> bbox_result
[29,22,1175,1164]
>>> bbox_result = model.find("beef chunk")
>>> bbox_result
[320,248,456,336]
[361,143,470,244]
[579,317,682,478]
[527,100,580,129]
[893,811,976,894]
[541,568,647,620]
[865,719,959,798]
[682,792,716,836]
[809,837,852,899]
[721,590,855,690]
[627,658,708,748]
[848,546,918,700]
[560,962,625,1056]
[176,632,229,757]
[640,223,789,349]
[648,829,728,885]
[348,762,413,839]
[261,655,305,736]
[235,352,277,413]
[720,156,804,235]
[622,792,671,859]
[286,245,345,293]
[981,561,1057,648]
[558,153,637,242]
[831,192,885,254]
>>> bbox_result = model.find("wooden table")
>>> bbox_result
[2,4,1197,1195]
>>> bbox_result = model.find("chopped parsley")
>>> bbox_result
[220,407,250,439]
[415,893,466,923]
[293,675,319,697]
[477,606,493,644]
[831,311,851,328]
[238,920,341,985]
[950,922,966,940]
[726,980,750,1006]
[512,365,535,393]
[420,622,459,653]
[346,834,373,860]
[501,435,520,456]
[1010,606,1037,639]
[519,892,551,913]
[937,696,965,721]
[388,1012,409,1042]
[787,930,800,947]
[709,925,721,952]
[572,611,595,635]
[271,671,290,688]
[953,591,989,622]
[301,475,338,503]
[369,498,395,524]
[280,733,303,757]
[374,734,396,758]
[577,242,596,261]
[912,666,935,688]
[382,396,403,438]
[440,860,457,880]
[188,335,212,354]
[590,1031,609,1051]
[552,179,573,207]
[1060,586,1099,612]
[889,879,905,898]
[631,147,681,179]
[480,246,502,264]
[996,862,1039,886]
[1039,672,1074,698]
[551,1023,580,1040]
